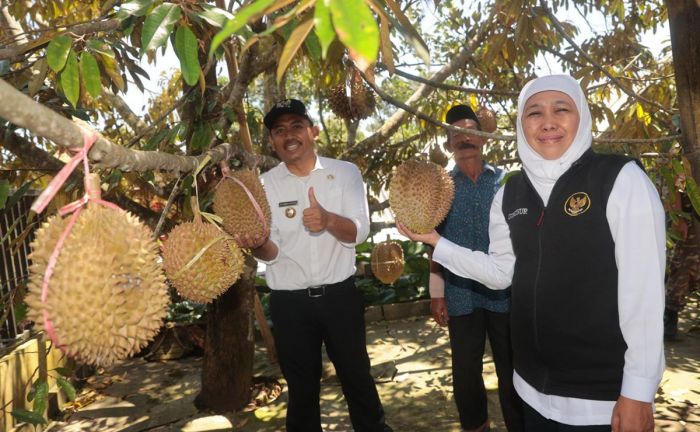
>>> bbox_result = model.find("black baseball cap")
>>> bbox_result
[445,104,480,127]
[263,99,313,130]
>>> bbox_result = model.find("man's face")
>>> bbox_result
[445,118,484,162]
[268,113,318,165]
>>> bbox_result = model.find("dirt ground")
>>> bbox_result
[44,296,700,432]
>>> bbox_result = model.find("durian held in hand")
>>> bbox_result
[213,168,271,241]
[26,175,169,368]
[389,160,455,234]
[161,197,245,304]
[370,235,405,285]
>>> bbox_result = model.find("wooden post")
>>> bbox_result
[253,292,277,363]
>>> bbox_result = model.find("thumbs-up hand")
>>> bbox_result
[303,187,329,232]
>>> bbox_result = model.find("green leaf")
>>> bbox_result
[174,26,201,86]
[80,52,102,98]
[47,35,73,72]
[118,0,153,17]
[32,380,49,415]
[14,302,27,322]
[11,409,47,425]
[328,0,379,70]
[196,4,233,28]
[314,0,335,58]
[53,367,73,377]
[0,59,9,76]
[57,377,77,401]
[276,16,316,82]
[86,39,115,58]
[0,179,9,210]
[304,28,322,62]
[685,176,700,218]
[140,3,182,56]
[372,0,429,65]
[144,128,170,150]
[209,0,277,55]
[60,49,80,108]
[6,179,34,210]
[190,123,212,150]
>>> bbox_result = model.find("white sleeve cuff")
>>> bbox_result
[620,372,663,403]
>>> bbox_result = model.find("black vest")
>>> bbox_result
[502,150,634,400]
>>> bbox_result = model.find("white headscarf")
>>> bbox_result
[516,74,592,204]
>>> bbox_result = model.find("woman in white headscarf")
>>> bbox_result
[398,74,665,432]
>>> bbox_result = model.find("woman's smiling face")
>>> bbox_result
[522,90,580,160]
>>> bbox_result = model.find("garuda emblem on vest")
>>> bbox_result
[564,192,591,216]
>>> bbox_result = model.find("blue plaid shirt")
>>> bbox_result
[438,164,511,316]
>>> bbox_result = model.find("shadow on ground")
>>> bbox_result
[45,295,700,432]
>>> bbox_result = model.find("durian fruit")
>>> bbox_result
[371,236,405,284]
[476,107,497,133]
[349,72,375,119]
[213,169,271,239]
[327,70,376,120]
[162,205,245,304]
[429,144,449,167]
[389,160,455,234]
[328,84,355,120]
[25,205,169,367]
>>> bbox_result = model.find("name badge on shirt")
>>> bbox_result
[279,200,298,218]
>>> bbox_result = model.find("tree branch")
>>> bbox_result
[0,18,121,61]
[0,126,173,229]
[102,87,150,136]
[0,78,268,173]
[539,3,672,115]
[377,62,519,97]
[355,7,497,153]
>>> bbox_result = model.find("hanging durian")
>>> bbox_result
[371,236,405,284]
[213,169,271,239]
[389,160,455,234]
[26,203,169,367]
[162,198,245,304]
[429,144,449,167]
[327,69,376,120]
[476,107,497,133]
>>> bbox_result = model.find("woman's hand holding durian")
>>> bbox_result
[395,220,441,248]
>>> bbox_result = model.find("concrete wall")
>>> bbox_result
[0,333,72,432]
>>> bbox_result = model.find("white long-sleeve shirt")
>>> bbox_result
[259,155,370,290]
[432,161,665,425]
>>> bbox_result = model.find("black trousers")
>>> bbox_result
[270,277,389,432]
[448,308,524,432]
[523,402,612,431]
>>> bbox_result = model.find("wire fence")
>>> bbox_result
[0,194,40,350]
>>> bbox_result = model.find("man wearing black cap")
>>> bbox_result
[238,99,391,432]
[428,104,523,431]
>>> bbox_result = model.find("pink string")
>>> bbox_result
[226,175,267,233]
[31,129,123,353]
[218,163,267,233]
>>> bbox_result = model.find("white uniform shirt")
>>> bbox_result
[432,162,665,425]
[259,155,370,290]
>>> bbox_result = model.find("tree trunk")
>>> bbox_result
[196,256,257,412]
[666,0,700,243]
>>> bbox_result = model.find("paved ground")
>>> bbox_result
[44,297,700,432]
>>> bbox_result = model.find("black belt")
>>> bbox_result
[274,276,354,298]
